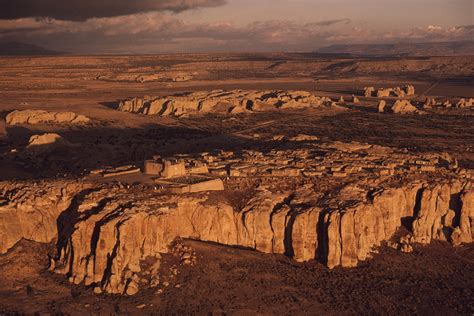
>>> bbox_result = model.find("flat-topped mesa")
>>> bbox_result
[95,71,193,83]
[44,177,473,295]
[364,85,415,98]
[0,141,471,296]
[117,90,333,117]
[6,109,90,125]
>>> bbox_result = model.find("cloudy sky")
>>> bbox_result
[0,0,472,53]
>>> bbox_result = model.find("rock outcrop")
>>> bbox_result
[424,97,436,109]
[49,179,472,294]
[377,100,386,113]
[25,133,77,155]
[118,90,333,117]
[1,176,472,295]
[366,85,415,98]
[6,110,90,125]
[377,88,392,98]
[0,181,90,254]
[456,98,474,108]
[391,100,420,114]
[96,71,194,83]
[404,85,415,96]
[364,87,375,97]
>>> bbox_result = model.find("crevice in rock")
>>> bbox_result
[413,187,424,219]
[55,188,99,260]
[89,202,132,261]
[269,194,294,242]
[449,192,463,228]
[283,206,298,258]
[101,217,129,289]
[402,187,424,232]
[316,208,330,265]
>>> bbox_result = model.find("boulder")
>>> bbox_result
[378,100,387,113]
[25,133,77,155]
[27,133,72,148]
[424,97,436,109]
[456,98,473,108]
[364,87,375,97]
[442,100,452,108]
[393,87,406,98]
[377,89,392,98]
[403,85,416,96]
[391,100,418,114]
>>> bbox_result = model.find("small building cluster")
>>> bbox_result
[90,140,460,194]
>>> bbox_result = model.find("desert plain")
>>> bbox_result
[0,53,473,314]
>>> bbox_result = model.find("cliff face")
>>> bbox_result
[0,181,90,254]
[1,179,472,295]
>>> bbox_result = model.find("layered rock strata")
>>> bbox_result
[118,90,334,117]
[0,180,90,254]
[1,177,471,295]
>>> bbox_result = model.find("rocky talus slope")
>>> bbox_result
[1,177,472,295]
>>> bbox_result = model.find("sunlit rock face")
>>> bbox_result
[2,175,470,295]
[6,110,90,125]
[0,180,91,254]
[117,90,334,117]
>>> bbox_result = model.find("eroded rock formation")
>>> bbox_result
[27,133,71,148]
[50,179,473,294]
[1,175,471,295]
[391,100,421,114]
[377,100,386,113]
[456,98,474,108]
[118,90,334,117]
[365,85,415,98]
[6,110,90,125]
[0,180,90,254]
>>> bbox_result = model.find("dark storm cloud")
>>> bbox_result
[0,0,226,21]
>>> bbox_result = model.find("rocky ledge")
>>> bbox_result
[1,175,472,295]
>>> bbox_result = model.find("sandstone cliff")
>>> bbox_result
[1,178,472,295]
[0,181,90,254]
[117,90,332,117]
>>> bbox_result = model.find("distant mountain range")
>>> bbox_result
[0,41,65,56]
[316,41,474,57]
